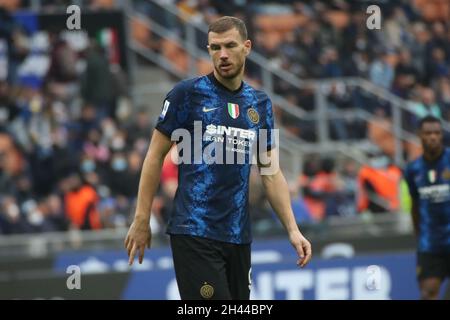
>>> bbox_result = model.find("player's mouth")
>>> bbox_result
[219,63,232,71]
[427,141,440,150]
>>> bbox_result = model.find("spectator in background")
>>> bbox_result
[45,193,68,231]
[409,87,442,127]
[12,174,33,207]
[0,196,25,234]
[369,49,395,89]
[125,150,143,197]
[80,40,116,119]
[288,181,313,224]
[46,36,78,84]
[0,3,29,85]
[83,128,110,164]
[383,6,409,50]
[0,132,25,178]
[408,22,429,78]
[301,158,343,221]
[0,81,19,129]
[106,150,142,199]
[319,46,342,78]
[126,108,153,145]
[436,77,450,116]
[75,105,101,146]
[357,153,402,214]
[335,159,358,217]
[63,172,101,230]
[0,151,13,195]
[425,47,449,84]
[426,22,448,66]
[106,151,131,197]
[393,49,420,98]
[327,83,352,140]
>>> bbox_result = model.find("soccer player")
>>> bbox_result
[404,115,450,300]
[125,16,312,300]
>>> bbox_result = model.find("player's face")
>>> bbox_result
[208,28,251,79]
[420,122,443,152]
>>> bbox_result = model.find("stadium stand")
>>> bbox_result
[1,0,450,235]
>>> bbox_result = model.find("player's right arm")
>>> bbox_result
[125,129,172,265]
[125,80,189,265]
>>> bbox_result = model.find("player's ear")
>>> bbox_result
[244,39,251,56]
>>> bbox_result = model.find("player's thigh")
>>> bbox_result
[170,234,231,300]
[225,243,251,300]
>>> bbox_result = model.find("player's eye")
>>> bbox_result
[226,42,238,48]
[209,44,220,51]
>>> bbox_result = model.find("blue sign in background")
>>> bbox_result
[54,239,432,300]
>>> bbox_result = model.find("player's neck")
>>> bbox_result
[213,70,243,92]
[424,146,444,162]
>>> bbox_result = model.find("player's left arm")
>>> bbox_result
[258,148,312,267]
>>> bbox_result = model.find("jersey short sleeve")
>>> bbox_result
[155,81,190,139]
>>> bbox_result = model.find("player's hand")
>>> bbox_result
[124,218,152,266]
[288,230,312,268]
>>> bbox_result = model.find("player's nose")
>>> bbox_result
[219,48,229,59]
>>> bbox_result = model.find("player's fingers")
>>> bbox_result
[129,243,137,266]
[124,235,130,249]
[126,239,134,257]
[300,242,312,267]
[138,244,145,264]
[295,242,305,266]
[147,236,151,249]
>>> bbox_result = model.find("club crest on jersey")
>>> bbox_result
[247,107,259,124]
[227,103,239,119]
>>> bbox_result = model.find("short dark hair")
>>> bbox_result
[419,115,441,130]
[208,16,247,41]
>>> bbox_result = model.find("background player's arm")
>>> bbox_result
[411,198,420,237]
[258,148,312,267]
[404,167,420,237]
[125,129,173,265]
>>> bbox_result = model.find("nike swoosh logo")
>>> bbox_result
[203,107,219,112]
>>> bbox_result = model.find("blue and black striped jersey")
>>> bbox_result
[404,148,450,253]
[155,73,274,244]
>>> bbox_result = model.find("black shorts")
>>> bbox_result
[417,252,450,281]
[170,234,251,300]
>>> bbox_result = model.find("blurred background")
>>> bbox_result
[1,0,450,299]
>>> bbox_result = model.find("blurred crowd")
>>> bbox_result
[135,0,450,150]
[2,0,446,235]
[0,2,159,234]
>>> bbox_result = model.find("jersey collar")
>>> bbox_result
[207,72,244,95]
[423,147,446,164]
